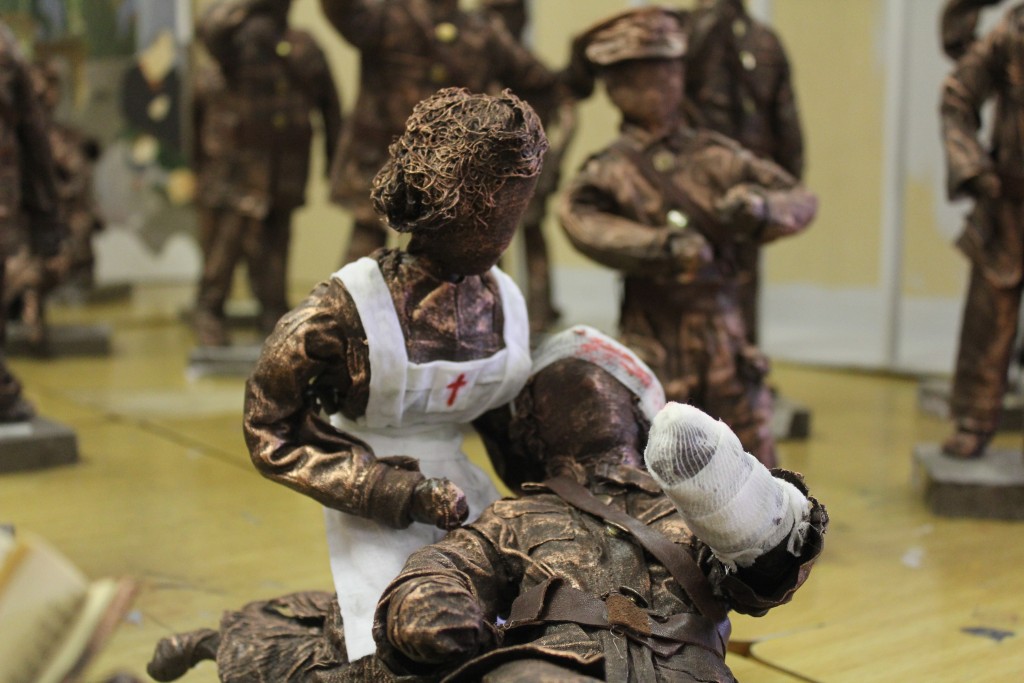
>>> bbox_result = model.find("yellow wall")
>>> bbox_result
[764,0,888,289]
[283,0,894,295]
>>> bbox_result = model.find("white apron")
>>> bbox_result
[325,257,531,661]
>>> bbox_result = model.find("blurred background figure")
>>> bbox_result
[191,0,341,347]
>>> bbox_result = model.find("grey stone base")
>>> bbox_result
[51,282,133,306]
[0,417,79,473]
[187,344,263,378]
[917,378,1024,431]
[913,443,1024,520]
[5,323,113,357]
[772,395,812,441]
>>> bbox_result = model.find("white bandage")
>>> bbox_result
[644,402,810,569]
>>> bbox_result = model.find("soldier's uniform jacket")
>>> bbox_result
[320,0,556,217]
[560,124,805,305]
[0,24,61,257]
[243,249,514,528]
[375,466,827,682]
[682,4,804,180]
[942,4,1024,289]
[196,4,341,219]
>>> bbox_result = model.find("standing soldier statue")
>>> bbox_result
[193,0,341,347]
[559,7,816,468]
[682,0,804,344]
[319,0,559,266]
[940,2,1024,458]
[482,0,577,333]
[0,21,65,420]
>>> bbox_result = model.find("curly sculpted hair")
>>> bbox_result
[370,87,548,233]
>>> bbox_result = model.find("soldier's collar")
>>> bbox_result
[620,122,693,153]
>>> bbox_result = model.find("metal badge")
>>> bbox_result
[740,50,757,71]
[652,150,676,173]
[666,209,689,230]
[435,22,458,43]
[276,41,292,58]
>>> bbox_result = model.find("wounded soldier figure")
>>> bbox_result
[374,327,828,682]
[149,327,827,682]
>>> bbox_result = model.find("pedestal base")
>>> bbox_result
[5,323,112,357]
[772,394,812,441]
[0,417,79,472]
[913,443,1024,520]
[917,378,1024,431]
[187,344,262,378]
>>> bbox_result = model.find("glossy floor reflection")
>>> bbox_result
[3,290,1022,682]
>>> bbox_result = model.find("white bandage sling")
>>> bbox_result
[325,257,531,661]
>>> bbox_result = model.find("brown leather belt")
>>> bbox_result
[504,577,729,660]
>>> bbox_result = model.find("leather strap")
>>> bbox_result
[505,577,728,659]
[543,476,727,623]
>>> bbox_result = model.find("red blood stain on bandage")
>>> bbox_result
[574,331,653,388]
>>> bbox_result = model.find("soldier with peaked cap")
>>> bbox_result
[193,0,341,347]
[559,6,817,468]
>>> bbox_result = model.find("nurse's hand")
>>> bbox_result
[410,478,469,530]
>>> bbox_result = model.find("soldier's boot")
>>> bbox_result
[20,288,48,355]
[0,365,33,422]
[147,628,220,682]
[941,425,992,459]
[193,308,230,348]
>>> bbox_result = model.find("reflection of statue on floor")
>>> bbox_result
[148,327,827,682]
[681,0,805,345]
[319,0,559,266]
[940,2,1024,458]
[484,0,577,334]
[560,7,816,467]
[0,21,66,419]
[192,0,341,347]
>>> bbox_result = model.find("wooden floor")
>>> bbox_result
[4,287,1023,683]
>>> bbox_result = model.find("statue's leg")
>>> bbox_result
[147,629,220,682]
[246,207,293,335]
[946,264,1021,458]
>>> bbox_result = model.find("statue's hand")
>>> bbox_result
[410,478,468,530]
[967,171,1002,200]
[386,579,492,664]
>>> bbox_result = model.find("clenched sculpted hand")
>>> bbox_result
[410,478,469,530]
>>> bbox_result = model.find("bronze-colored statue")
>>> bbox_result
[0,21,65,419]
[148,327,827,682]
[483,0,578,333]
[682,0,805,343]
[242,88,545,662]
[3,58,102,351]
[940,2,1024,458]
[375,342,827,682]
[559,7,817,467]
[941,0,1006,60]
[192,0,341,347]
[319,0,558,265]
